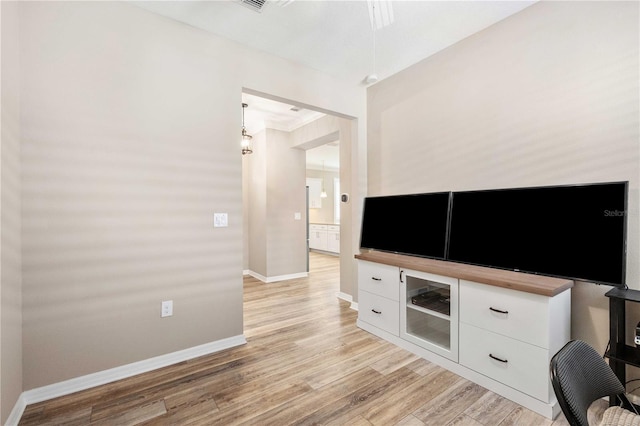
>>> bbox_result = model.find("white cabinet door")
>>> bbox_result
[306,178,322,209]
[327,225,340,253]
[309,224,328,250]
[400,268,459,362]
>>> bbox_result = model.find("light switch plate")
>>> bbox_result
[294,212,301,220]
[214,213,228,227]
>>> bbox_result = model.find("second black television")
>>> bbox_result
[360,192,451,259]
[447,182,628,287]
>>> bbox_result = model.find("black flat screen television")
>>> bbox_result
[447,182,628,287]
[360,192,451,259]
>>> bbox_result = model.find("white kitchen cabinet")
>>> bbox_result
[309,224,328,251]
[306,178,322,209]
[327,225,340,253]
[309,224,339,253]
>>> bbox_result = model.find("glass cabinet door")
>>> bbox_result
[400,268,458,362]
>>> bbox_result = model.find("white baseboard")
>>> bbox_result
[335,292,358,311]
[336,292,352,303]
[5,394,27,426]
[247,270,308,283]
[243,269,250,276]
[5,334,246,426]
[336,293,358,311]
[356,320,559,419]
[309,249,340,257]
[247,270,268,281]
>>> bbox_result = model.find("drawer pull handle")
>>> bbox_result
[371,277,382,281]
[489,354,508,364]
[371,309,382,314]
[489,307,509,315]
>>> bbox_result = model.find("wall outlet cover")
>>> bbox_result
[214,213,228,227]
[161,300,173,317]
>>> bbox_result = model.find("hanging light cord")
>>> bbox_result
[242,102,247,129]
[372,5,377,75]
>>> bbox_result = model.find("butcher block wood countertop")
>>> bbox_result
[355,251,574,297]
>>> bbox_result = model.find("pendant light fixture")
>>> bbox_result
[320,160,328,198]
[241,103,253,155]
[364,0,394,85]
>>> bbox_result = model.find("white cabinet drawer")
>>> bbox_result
[459,280,549,348]
[310,224,328,231]
[459,323,550,403]
[359,291,399,336]
[327,225,340,232]
[358,261,399,301]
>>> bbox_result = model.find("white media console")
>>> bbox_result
[356,251,573,419]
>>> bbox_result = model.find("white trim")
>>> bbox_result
[309,249,339,257]
[356,320,559,419]
[243,269,250,276]
[336,292,352,303]
[5,394,27,426]
[248,270,268,282]
[264,272,308,283]
[247,270,308,283]
[336,292,358,310]
[7,335,246,424]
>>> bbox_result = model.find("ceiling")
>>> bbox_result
[241,93,338,170]
[132,0,535,86]
[241,93,325,135]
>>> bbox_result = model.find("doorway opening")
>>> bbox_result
[306,143,340,269]
[240,89,352,298]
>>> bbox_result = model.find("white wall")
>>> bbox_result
[1,2,23,423]
[307,169,339,225]
[368,1,639,351]
[17,1,365,392]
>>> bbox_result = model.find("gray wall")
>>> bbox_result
[247,130,267,276]
[1,1,23,423]
[14,1,365,394]
[265,129,307,278]
[246,128,307,279]
[368,1,639,351]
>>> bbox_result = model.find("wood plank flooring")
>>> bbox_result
[19,252,601,425]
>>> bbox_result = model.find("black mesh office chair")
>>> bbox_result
[550,340,636,426]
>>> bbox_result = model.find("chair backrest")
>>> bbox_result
[550,340,630,426]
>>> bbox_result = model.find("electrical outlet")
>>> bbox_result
[161,300,173,317]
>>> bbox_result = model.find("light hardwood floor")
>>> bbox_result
[19,252,599,425]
